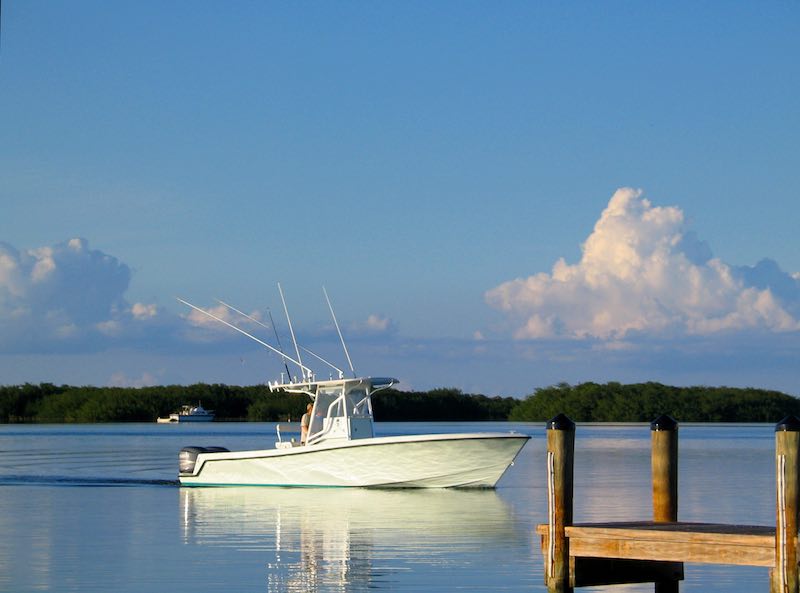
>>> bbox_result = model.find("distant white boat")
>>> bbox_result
[157,403,215,423]
[175,289,529,488]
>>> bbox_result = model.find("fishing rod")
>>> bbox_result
[324,286,357,378]
[278,283,306,382]
[214,298,294,380]
[176,297,313,380]
[267,308,293,380]
[215,299,345,378]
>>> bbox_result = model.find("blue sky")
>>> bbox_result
[1,2,799,396]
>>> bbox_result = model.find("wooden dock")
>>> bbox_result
[536,414,800,592]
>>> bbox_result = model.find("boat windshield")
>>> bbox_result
[308,387,342,436]
[307,383,373,441]
[346,388,370,416]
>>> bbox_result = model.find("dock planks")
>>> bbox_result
[537,521,776,567]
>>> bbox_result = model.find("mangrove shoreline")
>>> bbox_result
[1,381,799,424]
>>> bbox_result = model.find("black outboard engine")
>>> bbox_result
[179,446,230,474]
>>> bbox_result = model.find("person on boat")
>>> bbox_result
[300,403,313,444]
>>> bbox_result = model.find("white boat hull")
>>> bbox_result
[179,433,529,488]
[158,414,214,423]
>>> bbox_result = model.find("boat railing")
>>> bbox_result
[306,418,336,445]
[275,422,302,447]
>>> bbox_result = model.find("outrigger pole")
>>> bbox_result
[215,299,345,378]
[323,286,357,378]
[176,297,313,380]
[215,299,294,380]
[278,283,306,381]
[266,308,292,380]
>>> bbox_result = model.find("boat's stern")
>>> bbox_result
[179,446,230,477]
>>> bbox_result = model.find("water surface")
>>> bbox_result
[0,422,776,592]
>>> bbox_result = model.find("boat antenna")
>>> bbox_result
[323,286,356,378]
[176,297,312,378]
[215,299,344,378]
[267,308,293,380]
[214,299,294,380]
[278,283,306,381]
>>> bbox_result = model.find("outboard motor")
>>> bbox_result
[179,446,229,474]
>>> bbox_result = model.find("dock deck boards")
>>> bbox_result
[537,521,777,567]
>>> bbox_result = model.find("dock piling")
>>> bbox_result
[651,415,681,593]
[546,413,576,592]
[773,416,800,593]
[651,415,678,523]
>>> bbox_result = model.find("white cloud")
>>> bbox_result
[365,314,390,332]
[185,304,240,328]
[0,238,164,352]
[177,301,270,347]
[346,313,396,336]
[109,371,160,388]
[131,302,158,319]
[486,188,800,340]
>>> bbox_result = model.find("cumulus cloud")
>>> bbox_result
[486,188,800,340]
[109,371,161,388]
[185,303,254,329]
[364,314,391,332]
[131,302,158,319]
[347,313,396,336]
[0,238,163,352]
[178,300,271,345]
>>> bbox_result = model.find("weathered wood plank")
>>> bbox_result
[539,521,774,540]
[568,533,775,567]
[537,522,778,567]
[568,522,775,545]
[570,521,773,533]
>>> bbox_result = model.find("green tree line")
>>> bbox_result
[372,388,517,421]
[1,381,797,423]
[509,381,800,423]
[0,383,516,423]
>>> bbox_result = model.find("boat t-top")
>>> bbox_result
[175,287,529,488]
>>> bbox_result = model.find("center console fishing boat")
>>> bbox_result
[176,288,529,488]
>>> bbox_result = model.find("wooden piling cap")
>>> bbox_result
[775,415,800,432]
[650,414,678,431]
[547,413,575,431]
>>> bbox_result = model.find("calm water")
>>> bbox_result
[0,422,777,592]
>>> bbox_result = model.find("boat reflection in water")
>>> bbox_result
[180,486,522,592]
